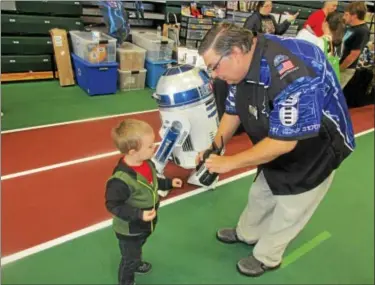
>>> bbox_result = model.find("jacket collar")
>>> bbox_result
[244,34,267,84]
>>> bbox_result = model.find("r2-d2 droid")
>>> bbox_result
[151,65,220,187]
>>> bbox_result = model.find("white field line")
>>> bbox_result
[3,129,373,181]
[1,109,158,134]
[1,169,257,266]
[1,142,160,181]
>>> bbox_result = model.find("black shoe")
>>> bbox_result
[216,228,256,245]
[135,261,152,274]
[236,255,281,277]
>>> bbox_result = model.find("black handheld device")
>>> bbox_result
[195,136,225,186]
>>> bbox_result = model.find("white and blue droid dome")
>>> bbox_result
[154,64,213,108]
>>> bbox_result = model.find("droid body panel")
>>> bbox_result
[152,65,219,181]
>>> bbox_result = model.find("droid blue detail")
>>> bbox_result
[151,64,220,187]
[154,122,181,165]
[163,65,195,76]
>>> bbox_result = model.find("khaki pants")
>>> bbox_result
[236,171,335,267]
[340,69,356,89]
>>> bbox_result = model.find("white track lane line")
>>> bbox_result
[1,109,158,134]
[1,169,257,266]
[1,142,160,181]
[1,128,374,265]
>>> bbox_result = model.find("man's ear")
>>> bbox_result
[231,46,247,65]
[231,46,243,58]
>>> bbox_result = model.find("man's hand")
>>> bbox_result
[172,178,183,188]
[204,154,236,174]
[142,209,156,222]
[195,148,212,165]
[195,150,205,165]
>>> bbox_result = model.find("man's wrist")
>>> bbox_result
[230,153,244,170]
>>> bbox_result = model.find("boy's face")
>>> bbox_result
[135,131,156,161]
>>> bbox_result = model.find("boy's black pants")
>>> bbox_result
[118,233,150,285]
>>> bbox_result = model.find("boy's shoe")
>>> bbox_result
[157,190,170,198]
[135,261,152,274]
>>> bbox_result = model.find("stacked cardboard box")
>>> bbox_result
[117,42,147,91]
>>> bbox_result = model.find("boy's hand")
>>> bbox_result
[285,11,299,22]
[142,209,156,222]
[172,178,183,188]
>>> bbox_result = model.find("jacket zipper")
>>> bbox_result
[138,180,156,232]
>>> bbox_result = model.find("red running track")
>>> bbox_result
[1,105,373,256]
[1,112,162,176]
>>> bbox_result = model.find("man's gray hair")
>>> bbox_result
[198,22,255,56]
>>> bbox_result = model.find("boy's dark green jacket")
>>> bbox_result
[105,158,173,238]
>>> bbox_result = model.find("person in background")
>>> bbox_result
[303,1,338,37]
[358,41,374,68]
[340,1,370,88]
[243,1,299,35]
[297,11,345,53]
[226,0,298,135]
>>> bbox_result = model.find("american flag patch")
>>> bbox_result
[276,60,295,75]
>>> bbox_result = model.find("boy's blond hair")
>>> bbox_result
[111,119,153,154]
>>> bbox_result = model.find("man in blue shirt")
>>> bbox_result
[197,23,355,277]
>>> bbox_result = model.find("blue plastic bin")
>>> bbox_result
[145,58,176,89]
[71,53,118,96]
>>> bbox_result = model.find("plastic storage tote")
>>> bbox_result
[180,28,208,40]
[131,32,174,62]
[118,69,147,91]
[71,53,118,96]
[180,22,212,30]
[117,42,146,71]
[181,16,213,25]
[70,31,117,64]
[145,58,176,89]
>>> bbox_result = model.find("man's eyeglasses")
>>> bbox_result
[207,54,225,74]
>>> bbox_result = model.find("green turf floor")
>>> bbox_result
[1,81,157,130]
[2,134,373,284]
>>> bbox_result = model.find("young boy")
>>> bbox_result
[105,119,183,285]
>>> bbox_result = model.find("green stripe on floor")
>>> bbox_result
[1,134,373,284]
[281,231,332,269]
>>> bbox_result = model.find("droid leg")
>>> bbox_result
[152,117,191,175]
[152,118,191,198]
[153,121,182,174]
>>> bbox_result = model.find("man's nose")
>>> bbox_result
[211,70,218,79]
